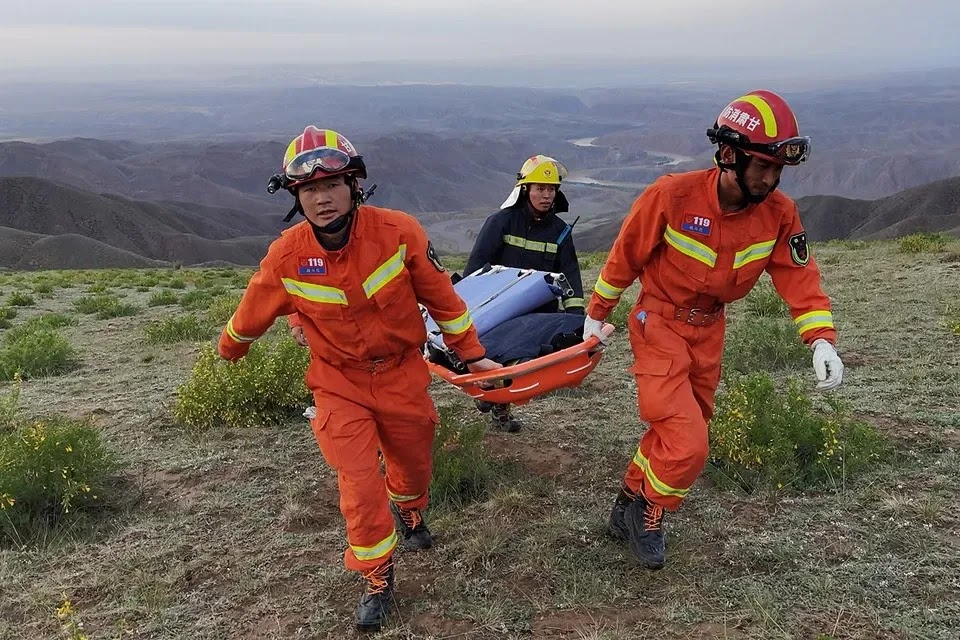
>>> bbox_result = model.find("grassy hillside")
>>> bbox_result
[1,240,959,639]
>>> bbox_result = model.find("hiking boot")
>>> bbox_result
[475,399,495,414]
[390,501,434,550]
[624,496,666,570]
[606,486,637,542]
[355,561,394,632]
[491,404,522,432]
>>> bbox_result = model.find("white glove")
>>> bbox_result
[812,339,844,391]
[583,315,607,344]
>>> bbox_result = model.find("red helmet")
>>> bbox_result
[708,90,810,165]
[280,126,367,190]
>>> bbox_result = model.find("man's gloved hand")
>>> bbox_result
[583,315,607,344]
[812,339,844,391]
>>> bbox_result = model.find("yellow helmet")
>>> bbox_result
[515,154,568,186]
[500,154,570,212]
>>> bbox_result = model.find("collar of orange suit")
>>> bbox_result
[710,167,759,216]
[303,205,369,254]
[295,205,410,267]
[309,212,355,251]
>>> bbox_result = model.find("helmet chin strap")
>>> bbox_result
[288,177,363,228]
[715,148,779,206]
[312,211,352,234]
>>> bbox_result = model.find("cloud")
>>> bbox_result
[0,0,957,71]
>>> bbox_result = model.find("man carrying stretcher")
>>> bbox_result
[218,125,501,632]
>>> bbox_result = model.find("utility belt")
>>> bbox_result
[639,295,725,327]
[334,350,409,373]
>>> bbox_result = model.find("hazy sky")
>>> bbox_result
[3,0,958,77]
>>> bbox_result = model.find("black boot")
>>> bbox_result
[491,404,522,432]
[390,501,434,550]
[475,399,494,413]
[355,561,394,632]
[624,496,666,570]
[606,486,637,542]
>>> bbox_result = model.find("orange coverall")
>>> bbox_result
[586,168,837,510]
[218,205,485,571]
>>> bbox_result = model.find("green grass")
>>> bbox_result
[204,292,243,326]
[723,315,811,375]
[179,287,228,311]
[4,314,77,342]
[709,373,890,492]
[0,307,16,330]
[743,279,789,318]
[73,294,121,315]
[73,294,140,319]
[0,322,79,380]
[429,408,494,511]
[144,314,213,345]
[173,339,311,431]
[0,248,958,638]
[147,289,181,307]
[31,282,54,295]
[0,380,120,547]
[7,292,35,307]
[946,305,960,337]
[898,232,950,253]
[607,296,635,329]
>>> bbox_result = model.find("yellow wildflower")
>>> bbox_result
[56,598,73,620]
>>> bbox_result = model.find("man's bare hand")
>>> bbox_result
[290,326,308,347]
[466,358,502,373]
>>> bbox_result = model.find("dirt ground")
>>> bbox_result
[1,241,959,639]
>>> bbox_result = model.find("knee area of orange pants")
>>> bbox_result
[623,307,724,510]
[626,418,709,509]
[308,364,439,572]
[642,420,710,472]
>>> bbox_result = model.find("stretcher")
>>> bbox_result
[422,266,615,406]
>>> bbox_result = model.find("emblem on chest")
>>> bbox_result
[681,215,713,236]
[298,257,327,276]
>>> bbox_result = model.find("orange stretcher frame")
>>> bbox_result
[425,323,615,406]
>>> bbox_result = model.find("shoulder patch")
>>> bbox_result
[789,231,809,266]
[427,241,445,272]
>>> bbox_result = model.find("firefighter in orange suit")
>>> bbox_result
[217,126,501,632]
[581,91,845,570]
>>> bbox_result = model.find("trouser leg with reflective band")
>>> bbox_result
[623,307,724,511]
[378,413,437,512]
[368,356,439,513]
[308,353,439,572]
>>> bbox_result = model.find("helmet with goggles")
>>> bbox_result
[707,90,810,166]
[267,126,367,194]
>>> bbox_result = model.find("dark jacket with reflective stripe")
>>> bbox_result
[465,205,584,309]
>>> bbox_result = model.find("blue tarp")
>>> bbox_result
[423,267,581,367]
[424,267,564,345]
